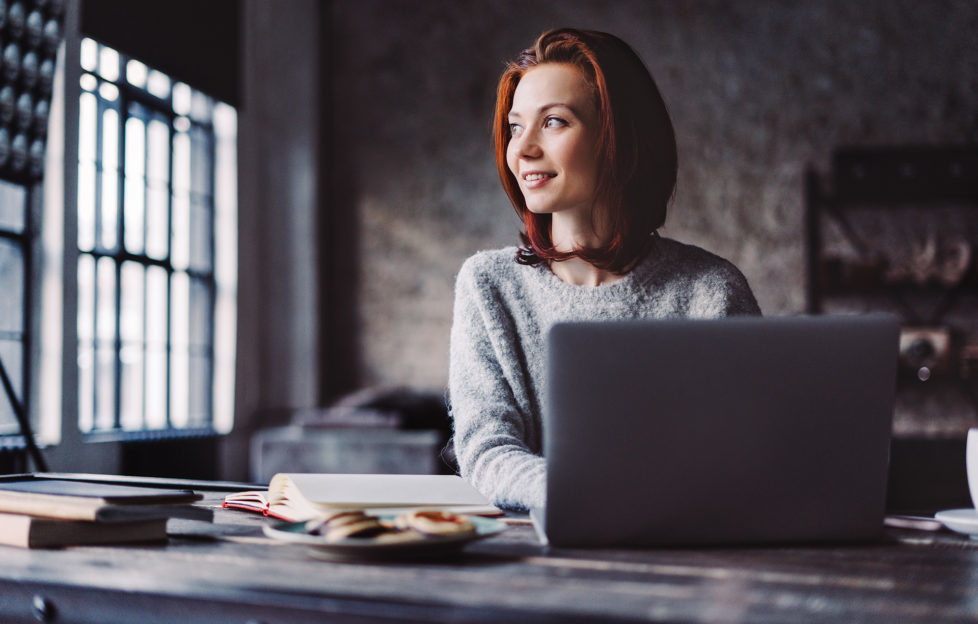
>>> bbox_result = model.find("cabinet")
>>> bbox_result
[806,147,978,383]
[805,147,978,510]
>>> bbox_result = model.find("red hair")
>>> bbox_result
[493,28,677,272]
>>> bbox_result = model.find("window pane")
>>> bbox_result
[0,180,26,233]
[170,271,189,430]
[144,346,166,429]
[98,82,119,102]
[76,255,95,431]
[146,118,169,185]
[80,73,97,92]
[188,353,209,427]
[146,70,170,100]
[98,45,119,82]
[120,340,143,431]
[78,254,95,431]
[0,240,24,332]
[145,185,168,259]
[99,107,119,251]
[95,344,114,430]
[78,92,97,163]
[95,256,116,344]
[80,38,98,73]
[171,271,189,349]
[189,276,211,348]
[145,265,167,346]
[172,129,190,269]
[102,107,119,169]
[172,82,191,116]
[190,126,212,197]
[77,160,96,251]
[120,263,145,430]
[78,341,94,432]
[190,90,211,122]
[119,262,144,343]
[189,201,211,271]
[145,265,168,429]
[95,257,117,430]
[126,59,147,88]
[77,254,95,341]
[124,116,146,255]
[171,191,189,270]
[172,128,189,193]
[124,175,145,255]
[213,103,237,140]
[100,169,118,251]
[0,340,24,432]
[124,115,145,178]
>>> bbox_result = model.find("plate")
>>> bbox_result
[263,515,507,561]
[934,509,978,538]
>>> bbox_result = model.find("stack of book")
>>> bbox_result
[0,476,212,548]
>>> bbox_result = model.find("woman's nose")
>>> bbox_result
[515,128,543,159]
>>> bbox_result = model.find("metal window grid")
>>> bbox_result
[77,40,218,434]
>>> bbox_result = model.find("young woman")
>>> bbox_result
[448,28,760,511]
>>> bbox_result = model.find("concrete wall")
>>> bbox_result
[326,0,978,393]
[225,0,321,479]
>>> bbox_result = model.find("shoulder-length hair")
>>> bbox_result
[493,28,677,273]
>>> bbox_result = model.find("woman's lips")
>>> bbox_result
[521,171,557,189]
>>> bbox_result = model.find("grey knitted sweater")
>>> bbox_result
[448,236,761,510]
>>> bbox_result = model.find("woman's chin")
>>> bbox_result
[525,204,558,215]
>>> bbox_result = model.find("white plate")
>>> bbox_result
[934,509,978,537]
[263,515,507,561]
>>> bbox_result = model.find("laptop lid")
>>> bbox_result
[542,314,899,547]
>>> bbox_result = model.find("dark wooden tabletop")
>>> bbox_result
[1,489,976,623]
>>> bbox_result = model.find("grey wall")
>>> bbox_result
[225,0,321,480]
[326,0,978,393]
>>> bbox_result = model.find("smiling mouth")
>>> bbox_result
[523,172,557,182]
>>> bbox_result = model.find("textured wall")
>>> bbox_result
[327,0,978,391]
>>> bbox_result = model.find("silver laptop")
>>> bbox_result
[536,314,898,547]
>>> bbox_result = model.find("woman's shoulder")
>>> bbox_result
[454,247,537,311]
[647,236,760,315]
[457,247,522,283]
[649,236,746,280]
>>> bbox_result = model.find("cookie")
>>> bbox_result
[394,510,476,536]
[322,517,387,542]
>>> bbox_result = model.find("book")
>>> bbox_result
[0,512,168,548]
[0,478,213,523]
[223,473,501,522]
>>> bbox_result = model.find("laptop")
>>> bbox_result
[535,314,899,547]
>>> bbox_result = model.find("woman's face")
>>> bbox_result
[506,63,601,218]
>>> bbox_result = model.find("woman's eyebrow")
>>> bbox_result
[508,103,577,119]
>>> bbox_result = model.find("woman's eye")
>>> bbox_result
[508,123,523,137]
[544,116,568,129]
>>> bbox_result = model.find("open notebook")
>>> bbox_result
[224,473,501,521]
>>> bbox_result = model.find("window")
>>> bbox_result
[0,181,29,438]
[74,37,236,437]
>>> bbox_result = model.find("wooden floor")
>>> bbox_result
[1,490,976,623]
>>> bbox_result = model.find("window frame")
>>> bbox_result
[25,1,236,474]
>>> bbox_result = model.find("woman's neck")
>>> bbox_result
[549,210,623,287]
[549,256,624,287]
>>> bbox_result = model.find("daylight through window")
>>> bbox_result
[76,38,236,435]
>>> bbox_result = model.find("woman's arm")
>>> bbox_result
[448,258,546,511]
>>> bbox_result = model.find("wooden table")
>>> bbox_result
[0,487,976,623]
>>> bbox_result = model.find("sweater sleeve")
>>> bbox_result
[447,257,546,511]
[720,262,761,316]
